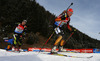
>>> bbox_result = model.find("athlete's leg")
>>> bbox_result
[18,35,23,51]
[59,34,67,52]
[12,34,18,51]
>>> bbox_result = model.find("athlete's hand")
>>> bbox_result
[71,29,76,33]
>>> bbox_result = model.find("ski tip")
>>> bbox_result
[88,56,93,58]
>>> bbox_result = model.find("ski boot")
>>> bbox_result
[19,48,23,52]
[12,47,15,52]
[59,46,66,52]
[50,46,58,54]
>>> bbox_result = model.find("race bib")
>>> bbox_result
[15,27,23,33]
[14,24,24,33]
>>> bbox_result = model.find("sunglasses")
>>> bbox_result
[68,11,73,14]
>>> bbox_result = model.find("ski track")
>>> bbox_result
[0,49,100,61]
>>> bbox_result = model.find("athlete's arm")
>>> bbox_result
[55,13,67,21]
[23,26,27,33]
[55,18,62,21]
[22,26,27,37]
[67,21,72,31]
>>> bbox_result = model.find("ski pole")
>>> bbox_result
[39,32,55,52]
[67,32,74,41]
[63,29,76,45]
[39,25,60,52]
[63,32,74,45]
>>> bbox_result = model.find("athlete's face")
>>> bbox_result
[67,11,73,17]
[22,21,26,25]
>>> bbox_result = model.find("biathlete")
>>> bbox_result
[12,20,27,51]
[51,8,75,53]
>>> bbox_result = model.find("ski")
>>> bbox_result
[6,49,28,53]
[41,52,93,58]
[7,50,20,53]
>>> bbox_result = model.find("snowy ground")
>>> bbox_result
[0,49,100,61]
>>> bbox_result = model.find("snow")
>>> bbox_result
[0,49,100,61]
